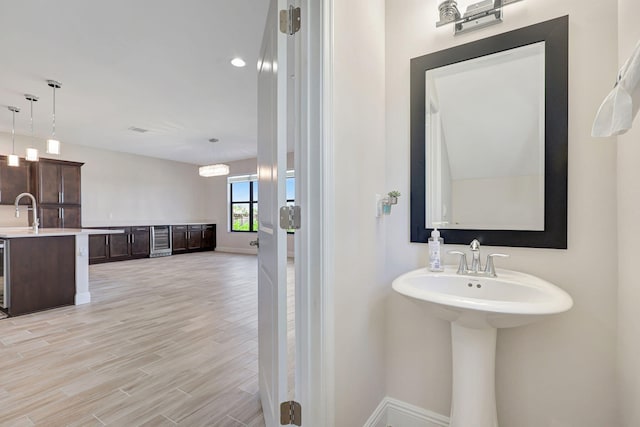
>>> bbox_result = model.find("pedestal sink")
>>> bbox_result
[392,266,573,427]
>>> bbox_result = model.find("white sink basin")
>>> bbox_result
[392,266,573,328]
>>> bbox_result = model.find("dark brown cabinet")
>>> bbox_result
[89,227,150,264]
[89,223,215,264]
[89,234,109,264]
[30,158,83,228]
[0,156,30,205]
[187,225,202,249]
[173,224,216,254]
[172,225,188,253]
[108,227,131,260]
[39,206,81,228]
[8,236,76,316]
[202,225,216,250]
[33,159,82,205]
[131,227,150,258]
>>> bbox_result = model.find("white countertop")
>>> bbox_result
[0,228,123,238]
[81,221,216,227]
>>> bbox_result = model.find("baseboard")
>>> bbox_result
[364,397,450,427]
[75,291,91,305]
[215,247,258,255]
[215,247,294,258]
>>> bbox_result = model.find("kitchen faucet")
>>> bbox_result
[448,239,509,277]
[14,192,39,233]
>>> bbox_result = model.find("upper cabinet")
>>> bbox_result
[30,158,84,228]
[0,156,30,205]
[32,158,83,205]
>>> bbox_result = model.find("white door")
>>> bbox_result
[257,0,293,425]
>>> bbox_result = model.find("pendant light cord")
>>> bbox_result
[11,109,15,154]
[52,85,56,137]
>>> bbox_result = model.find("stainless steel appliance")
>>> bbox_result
[150,226,172,257]
[0,239,9,309]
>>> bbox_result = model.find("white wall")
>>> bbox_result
[385,1,618,426]
[617,0,640,425]
[0,132,216,227]
[332,0,388,425]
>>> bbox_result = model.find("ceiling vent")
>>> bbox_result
[128,126,149,133]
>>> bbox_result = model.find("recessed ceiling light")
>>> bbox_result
[231,57,246,68]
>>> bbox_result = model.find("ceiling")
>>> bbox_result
[0,0,270,165]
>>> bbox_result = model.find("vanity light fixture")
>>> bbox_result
[25,94,39,162]
[437,0,524,35]
[46,79,62,155]
[199,138,230,177]
[7,106,20,167]
[231,57,246,68]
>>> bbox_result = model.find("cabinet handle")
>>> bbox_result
[105,235,109,245]
[201,230,205,238]
[131,234,135,244]
[58,191,62,204]
[61,191,64,204]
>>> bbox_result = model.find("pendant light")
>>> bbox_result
[199,138,229,177]
[25,94,39,162]
[46,79,61,155]
[7,106,20,167]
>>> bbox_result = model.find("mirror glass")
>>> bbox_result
[425,42,545,231]
[410,16,568,248]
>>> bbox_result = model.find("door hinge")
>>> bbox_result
[279,5,301,35]
[279,205,301,230]
[280,400,302,426]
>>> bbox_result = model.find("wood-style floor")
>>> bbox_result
[0,252,270,427]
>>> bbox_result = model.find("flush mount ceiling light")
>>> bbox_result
[25,94,39,162]
[46,79,62,155]
[199,138,229,177]
[7,106,20,167]
[436,0,524,35]
[199,164,230,177]
[230,57,246,68]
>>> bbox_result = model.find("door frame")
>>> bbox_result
[294,0,334,426]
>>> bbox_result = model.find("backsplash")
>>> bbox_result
[0,205,31,227]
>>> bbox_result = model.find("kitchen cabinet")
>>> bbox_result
[88,227,150,264]
[0,156,30,205]
[173,224,216,254]
[172,225,188,253]
[187,225,202,249]
[30,158,83,228]
[108,227,131,260]
[32,159,82,205]
[131,227,151,258]
[8,235,76,316]
[39,206,81,229]
[202,225,216,250]
[89,234,109,264]
[89,223,216,264]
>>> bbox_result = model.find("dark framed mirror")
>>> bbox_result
[410,15,568,248]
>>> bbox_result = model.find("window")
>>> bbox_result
[229,171,294,233]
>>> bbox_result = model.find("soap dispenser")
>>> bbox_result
[428,227,444,272]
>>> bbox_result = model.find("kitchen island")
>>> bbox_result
[0,228,122,316]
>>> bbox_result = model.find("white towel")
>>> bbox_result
[592,39,640,137]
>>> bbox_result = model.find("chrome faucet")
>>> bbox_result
[14,192,39,233]
[448,239,509,277]
[469,239,482,273]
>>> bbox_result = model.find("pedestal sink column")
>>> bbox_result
[450,322,498,427]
